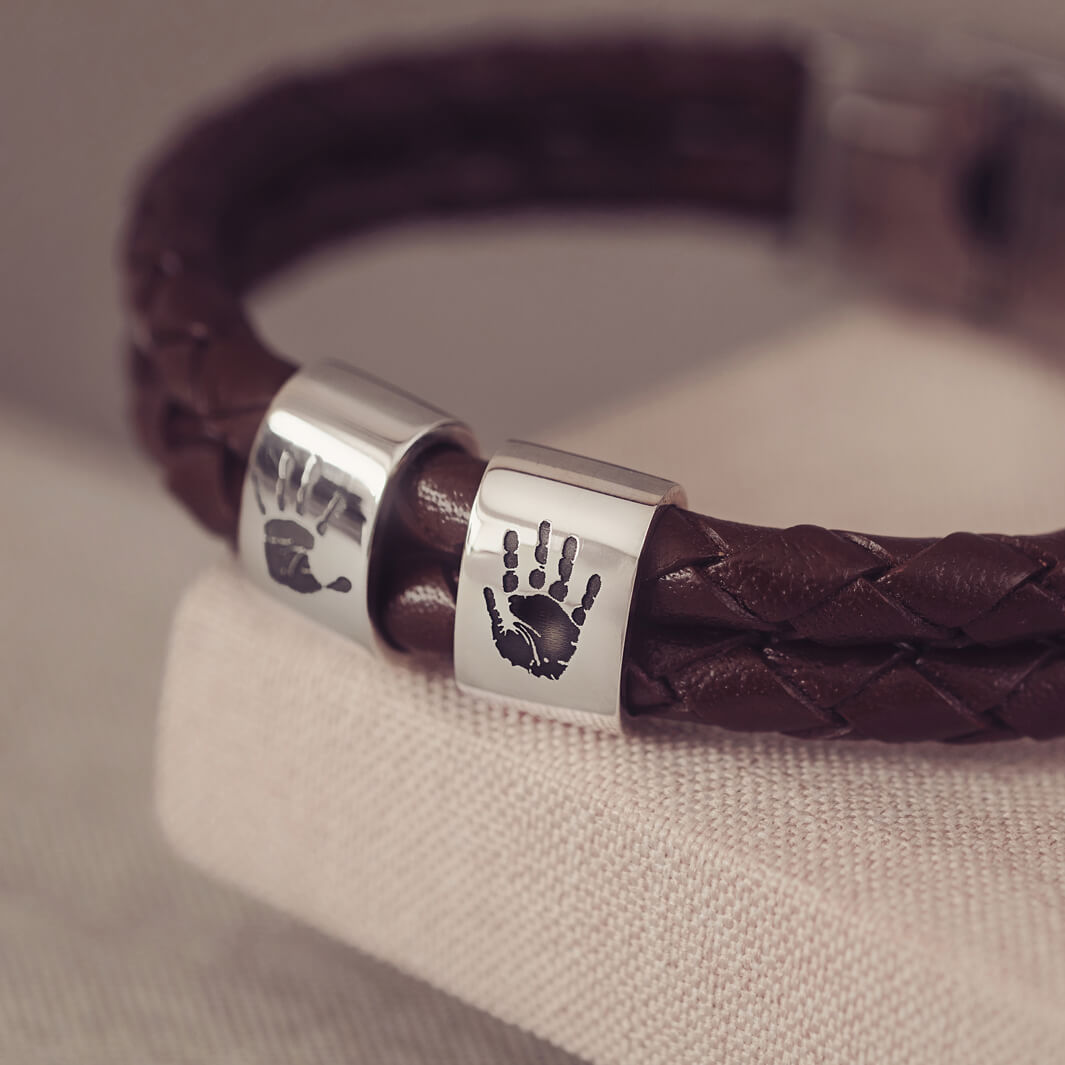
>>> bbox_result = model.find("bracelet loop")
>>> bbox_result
[124,34,1065,742]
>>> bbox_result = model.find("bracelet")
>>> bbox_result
[122,34,1065,744]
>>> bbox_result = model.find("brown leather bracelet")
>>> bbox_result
[122,33,1065,744]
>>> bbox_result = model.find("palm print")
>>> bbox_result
[483,520,601,680]
[253,448,354,595]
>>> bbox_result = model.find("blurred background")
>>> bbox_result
[7,0,1065,448]
[3,2,1065,1062]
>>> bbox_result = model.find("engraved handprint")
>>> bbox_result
[253,448,356,595]
[483,520,601,680]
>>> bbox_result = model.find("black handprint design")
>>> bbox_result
[254,449,355,595]
[483,520,601,679]
[263,519,352,594]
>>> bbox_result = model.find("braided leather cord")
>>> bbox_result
[121,34,1065,743]
[383,449,1065,743]
[124,35,798,532]
[626,508,1065,742]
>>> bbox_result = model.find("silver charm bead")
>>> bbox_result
[454,441,686,723]
[238,362,476,652]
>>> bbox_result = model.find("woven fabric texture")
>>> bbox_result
[156,307,1065,1065]
[0,406,577,1065]
[158,561,1065,1065]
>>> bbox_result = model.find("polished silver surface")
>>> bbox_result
[238,361,476,651]
[454,441,685,722]
[806,33,1065,343]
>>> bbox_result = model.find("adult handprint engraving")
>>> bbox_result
[253,448,355,595]
[483,520,601,680]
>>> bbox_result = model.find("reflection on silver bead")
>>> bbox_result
[238,362,476,652]
[454,441,686,723]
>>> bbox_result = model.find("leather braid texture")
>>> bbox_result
[627,508,1065,743]
[124,35,799,538]
[121,34,1065,744]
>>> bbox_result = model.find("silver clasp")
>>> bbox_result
[808,34,1065,345]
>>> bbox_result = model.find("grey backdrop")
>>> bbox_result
[4,0,1065,451]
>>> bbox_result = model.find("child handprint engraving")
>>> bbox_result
[263,519,351,594]
[253,448,358,595]
[483,520,601,680]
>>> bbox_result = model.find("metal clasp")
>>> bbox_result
[808,35,1065,344]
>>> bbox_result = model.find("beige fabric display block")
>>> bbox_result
[0,406,573,1065]
[158,308,1065,1065]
